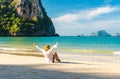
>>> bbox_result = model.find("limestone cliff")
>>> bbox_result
[13,0,44,18]
[7,0,57,36]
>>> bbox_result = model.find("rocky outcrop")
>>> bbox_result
[8,0,57,36]
[91,30,112,37]
[13,0,44,18]
[97,30,111,37]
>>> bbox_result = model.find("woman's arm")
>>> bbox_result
[32,43,46,55]
[47,42,58,54]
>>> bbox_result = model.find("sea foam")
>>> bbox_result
[1,47,18,51]
[114,51,120,55]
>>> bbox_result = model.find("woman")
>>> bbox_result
[32,43,61,63]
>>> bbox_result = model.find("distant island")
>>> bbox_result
[0,0,58,36]
[78,30,120,37]
[91,30,112,37]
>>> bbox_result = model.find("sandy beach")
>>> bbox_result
[0,53,120,79]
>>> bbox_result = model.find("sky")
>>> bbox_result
[41,0,120,36]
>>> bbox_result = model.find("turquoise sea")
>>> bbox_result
[0,36,120,55]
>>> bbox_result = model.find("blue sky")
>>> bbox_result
[41,0,120,36]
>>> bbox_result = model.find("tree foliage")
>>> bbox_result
[0,1,37,36]
[0,1,54,36]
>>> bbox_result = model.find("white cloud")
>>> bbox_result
[54,19,120,36]
[53,14,79,23]
[53,6,118,23]
[52,6,120,36]
[86,6,118,19]
[93,20,120,24]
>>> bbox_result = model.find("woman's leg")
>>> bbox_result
[53,52,61,62]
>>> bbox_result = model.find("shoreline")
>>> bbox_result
[0,53,120,79]
[0,49,120,64]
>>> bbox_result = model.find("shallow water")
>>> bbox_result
[0,37,120,54]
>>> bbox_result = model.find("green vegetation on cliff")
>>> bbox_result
[0,0,56,36]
